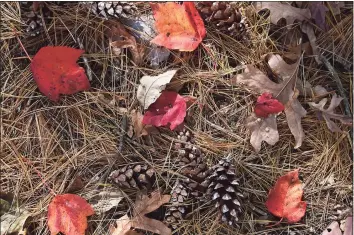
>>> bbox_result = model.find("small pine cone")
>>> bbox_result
[20,2,52,37]
[87,1,137,19]
[201,157,243,226]
[165,180,189,229]
[109,164,155,189]
[175,129,209,197]
[196,2,249,40]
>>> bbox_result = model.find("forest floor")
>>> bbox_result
[1,2,353,235]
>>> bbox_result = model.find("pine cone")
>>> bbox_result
[201,157,243,226]
[164,180,189,229]
[87,1,138,19]
[109,164,156,189]
[175,129,209,197]
[196,2,249,40]
[20,2,52,37]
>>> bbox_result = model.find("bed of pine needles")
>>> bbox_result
[1,2,352,235]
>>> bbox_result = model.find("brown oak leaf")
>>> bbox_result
[245,114,279,153]
[308,94,352,133]
[255,2,311,26]
[230,54,307,151]
[130,110,159,138]
[104,20,144,65]
[109,191,171,235]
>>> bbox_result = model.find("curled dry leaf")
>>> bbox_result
[309,2,329,30]
[137,70,178,109]
[301,22,321,64]
[322,221,342,235]
[255,2,311,26]
[109,191,171,235]
[130,110,159,138]
[150,2,206,51]
[1,210,32,235]
[104,20,144,65]
[265,169,307,223]
[47,194,94,235]
[245,114,279,153]
[230,54,306,151]
[308,94,352,132]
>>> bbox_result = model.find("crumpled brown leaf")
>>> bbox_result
[255,2,311,26]
[308,94,352,132]
[109,191,171,235]
[230,54,307,151]
[129,110,159,138]
[301,22,321,64]
[245,114,279,153]
[105,20,144,65]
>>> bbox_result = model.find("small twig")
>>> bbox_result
[76,37,93,81]
[118,114,128,152]
[13,29,32,62]
[319,54,352,116]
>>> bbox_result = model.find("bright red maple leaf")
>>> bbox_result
[143,91,186,130]
[47,194,94,235]
[150,2,206,51]
[265,169,307,223]
[30,46,90,102]
[254,92,285,118]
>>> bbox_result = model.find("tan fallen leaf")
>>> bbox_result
[301,22,321,64]
[308,94,352,132]
[230,54,307,150]
[105,20,144,65]
[1,210,32,235]
[245,114,279,153]
[137,70,178,109]
[254,2,311,26]
[130,110,159,138]
[109,191,171,235]
[322,221,342,235]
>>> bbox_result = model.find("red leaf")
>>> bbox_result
[48,194,94,235]
[265,169,307,223]
[150,2,206,51]
[143,91,186,130]
[254,93,285,118]
[30,46,90,102]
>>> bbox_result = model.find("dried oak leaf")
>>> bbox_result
[30,46,90,102]
[308,94,352,133]
[255,2,311,26]
[245,114,279,153]
[137,70,178,109]
[143,91,186,131]
[301,22,321,64]
[130,110,159,138]
[47,194,94,235]
[150,2,206,51]
[265,169,307,223]
[109,191,171,235]
[255,93,285,118]
[309,2,329,30]
[105,20,144,65]
[230,54,307,150]
[322,221,342,235]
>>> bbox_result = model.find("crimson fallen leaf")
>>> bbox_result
[143,91,186,130]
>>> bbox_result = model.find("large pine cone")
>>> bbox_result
[196,2,249,40]
[201,157,243,226]
[109,163,156,189]
[174,129,209,197]
[87,1,138,19]
[164,180,189,230]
